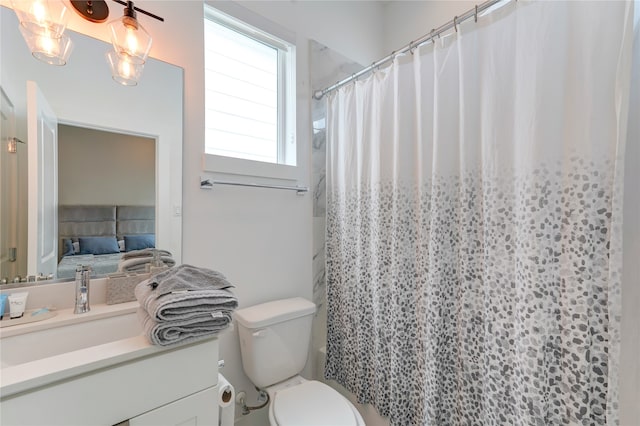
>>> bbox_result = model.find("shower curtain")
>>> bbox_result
[325,1,634,425]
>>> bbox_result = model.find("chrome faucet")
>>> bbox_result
[74,265,91,314]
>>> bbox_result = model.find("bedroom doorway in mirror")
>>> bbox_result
[4,82,157,283]
[55,123,156,279]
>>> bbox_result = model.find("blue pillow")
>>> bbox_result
[62,238,75,256]
[78,236,120,255]
[124,234,155,251]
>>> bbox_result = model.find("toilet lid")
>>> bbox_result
[273,381,358,426]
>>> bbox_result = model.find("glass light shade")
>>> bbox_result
[108,16,152,65]
[19,25,73,66]
[106,50,144,86]
[11,0,69,38]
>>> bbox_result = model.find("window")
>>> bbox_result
[204,6,296,167]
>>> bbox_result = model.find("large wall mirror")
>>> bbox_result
[0,5,183,283]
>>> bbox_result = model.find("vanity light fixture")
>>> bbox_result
[105,49,144,86]
[105,0,164,85]
[11,0,163,85]
[11,0,73,65]
[11,0,69,38]
[108,0,152,65]
[17,23,74,65]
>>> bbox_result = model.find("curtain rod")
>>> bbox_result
[313,0,503,100]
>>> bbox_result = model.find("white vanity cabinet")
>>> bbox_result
[128,386,218,426]
[0,336,220,426]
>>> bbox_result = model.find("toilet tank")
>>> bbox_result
[235,298,316,389]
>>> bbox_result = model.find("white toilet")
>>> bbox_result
[234,297,365,426]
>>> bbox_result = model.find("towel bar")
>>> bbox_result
[200,177,308,195]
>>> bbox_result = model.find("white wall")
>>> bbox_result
[226,0,386,66]
[58,125,155,206]
[381,1,475,54]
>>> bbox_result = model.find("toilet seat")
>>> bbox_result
[271,380,358,426]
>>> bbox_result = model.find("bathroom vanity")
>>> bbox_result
[0,279,220,425]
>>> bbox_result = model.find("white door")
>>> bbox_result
[0,87,18,280]
[27,81,58,277]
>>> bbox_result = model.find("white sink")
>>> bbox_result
[0,301,155,398]
[0,305,141,368]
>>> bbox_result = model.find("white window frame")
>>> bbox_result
[203,5,297,181]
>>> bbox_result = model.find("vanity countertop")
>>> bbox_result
[0,277,222,402]
[0,301,138,337]
[0,301,173,398]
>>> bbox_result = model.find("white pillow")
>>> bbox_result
[73,241,80,253]
[118,240,125,252]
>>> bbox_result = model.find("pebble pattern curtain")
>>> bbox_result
[324,1,634,425]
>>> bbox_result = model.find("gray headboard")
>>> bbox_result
[58,205,155,259]
[115,205,156,239]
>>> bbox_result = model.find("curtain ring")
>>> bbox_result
[474,5,478,22]
[430,29,436,44]
[409,41,415,55]
[371,62,377,74]
[453,16,458,33]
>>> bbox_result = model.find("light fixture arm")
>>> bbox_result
[123,1,136,20]
[112,0,164,22]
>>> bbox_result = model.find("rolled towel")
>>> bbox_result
[121,248,172,260]
[137,307,232,346]
[134,265,238,322]
[118,255,175,273]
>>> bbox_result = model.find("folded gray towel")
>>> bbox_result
[147,264,233,295]
[134,265,238,322]
[135,281,237,322]
[137,307,231,346]
[118,255,175,272]
[121,248,172,260]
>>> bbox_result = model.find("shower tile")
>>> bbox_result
[309,39,361,357]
